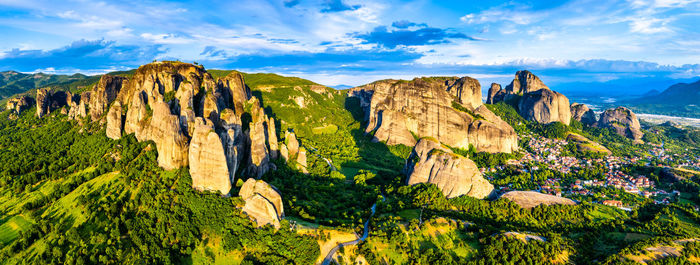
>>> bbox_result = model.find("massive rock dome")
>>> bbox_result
[597,107,644,143]
[239,178,284,228]
[570,103,597,126]
[404,138,495,199]
[350,77,518,153]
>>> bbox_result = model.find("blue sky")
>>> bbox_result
[0,0,699,89]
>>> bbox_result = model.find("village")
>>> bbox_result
[483,135,696,210]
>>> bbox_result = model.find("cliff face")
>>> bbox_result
[239,178,284,228]
[351,77,518,153]
[570,103,597,126]
[93,62,282,195]
[518,89,571,125]
[189,118,231,194]
[405,138,494,199]
[489,70,572,125]
[36,89,68,118]
[597,107,644,143]
[5,96,34,115]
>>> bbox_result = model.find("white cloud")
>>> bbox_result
[629,17,672,33]
[140,33,193,44]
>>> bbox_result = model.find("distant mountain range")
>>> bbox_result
[625,79,700,118]
[0,71,91,99]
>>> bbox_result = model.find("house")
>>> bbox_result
[603,200,623,207]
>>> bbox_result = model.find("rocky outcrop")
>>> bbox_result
[282,131,307,172]
[352,77,518,153]
[405,138,494,199]
[239,178,284,228]
[518,89,571,125]
[446,76,482,109]
[5,96,34,115]
[246,120,271,178]
[106,101,123,140]
[597,107,644,143]
[488,71,573,125]
[486,83,503,104]
[267,116,279,160]
[149,101,190,170]
[36,89,68,118]
[88,75,125,121]
[505,70,549,95]
[501,191,576,209]
[189,118,231,194]
[570,103,597,126]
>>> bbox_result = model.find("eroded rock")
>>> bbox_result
[239,178,284,228]
[597,107,644,143]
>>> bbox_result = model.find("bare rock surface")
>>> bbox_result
[597,107,644,143]
[518,89,572,125]
[106,101,123,140]
[352,77,518,153]
[501,191,576,209]
[405,138,495,199]
[570,103,597,126]
[239,178,284,228]
[189,118,231,194]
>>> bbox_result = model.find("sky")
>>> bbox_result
[1,0,699,90]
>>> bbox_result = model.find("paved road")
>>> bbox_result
[321,203,377,265]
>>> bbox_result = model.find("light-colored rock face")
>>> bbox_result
[5,96,34,115]
[285,131,300,159]
[239,178,284,228]
[88,75,125,121]
[124,91,149,141]
[486,83,503,104]
[446,76,482,109]
[36,89,68,118]
[405,138,495,199]
[355,77,518,153]
[149,101,190,170]
[246,121,271,178]
[106,101,123,140]
[280,144,289,162]
[597,107,644,143]
[518,89,572,125]
[501,191,576,209]
[219,72,250,115]
[505,70,549,95]
[189,118,231,194]
[570,103,597,126]
[267,117,279,160]
[297,147,308,174]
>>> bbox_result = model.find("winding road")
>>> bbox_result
[321,203,378,265]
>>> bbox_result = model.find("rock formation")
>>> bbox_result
[281,131,307,172]
[36,89,68,118]
[149,101,190,170]
[88,75,125,121]
[505,70,549,95]
[239,178,284,228]
[518,89,571,125]
[597,107,644,143]
[106,101,123,140]
[405,138,494,199]
[488,70,573,125]
[570,103,597,126]
[189,118,231,194]
[351,77,518,153]
[486,83,504,104]
[501,191,576,209]
[5,96,34,115]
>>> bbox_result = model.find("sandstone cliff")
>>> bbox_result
[5,96,34,115]
[189,118,231,194]
[106,101,123,140]
[488,70,573,125]
[239,178,284,228]
[597,107,644,143]
[570,103,597,126]
[351,77,518,153]
[518,89,571,125]
[405,138,494,199]
[36,89,68,118]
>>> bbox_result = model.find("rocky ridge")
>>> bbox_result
[404,138,495,199]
